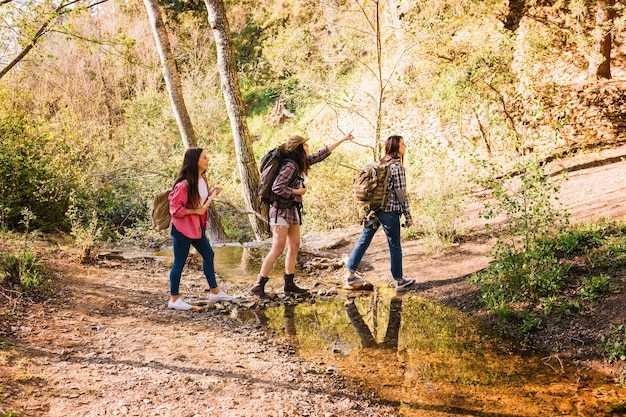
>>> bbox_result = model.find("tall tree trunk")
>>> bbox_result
[142,0,196,149]
[588,0,616,80]
[204,0,268,240]
[374,0,384,160]
[143,0,228,242]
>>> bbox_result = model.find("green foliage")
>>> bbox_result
[0,113,76,232]
[601,324,626,363]
[539,296,581,319]
[67,203,103,261]
[481,159,569,251]
[473,216,626,338]
[519,310,542,333]
[1,251,45,292]
[471,159,570,310]
[0,209,46,291]
[158,0,207,21]
[579,274,620,301]
[470,244,569,309]
[409,140,470,246]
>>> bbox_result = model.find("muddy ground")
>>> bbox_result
[3,142,626,416]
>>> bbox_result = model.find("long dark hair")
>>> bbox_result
[174,147,205,207]
[281,144,310,175]
[380,135,403,163]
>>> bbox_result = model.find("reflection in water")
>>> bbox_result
[345,294,401,349]
[238,290,626,417]
[158,244,626,415]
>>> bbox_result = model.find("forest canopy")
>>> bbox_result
[0,0,624,245]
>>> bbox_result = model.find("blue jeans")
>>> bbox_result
[170,225,217,296]
[346,210,403,280]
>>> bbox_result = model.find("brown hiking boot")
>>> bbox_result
[283,273,309,295]
[249,275,270,299]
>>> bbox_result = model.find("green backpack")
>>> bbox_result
[151,180,188,230]
[352,158,399,223]
[151,187,174,230]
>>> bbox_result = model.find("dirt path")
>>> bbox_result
[3,143,626,416]
[1,251,397,416]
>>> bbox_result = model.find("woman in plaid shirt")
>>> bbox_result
[250,132,354,299]
[344,135,415,291]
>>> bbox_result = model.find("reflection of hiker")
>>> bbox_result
[344,135,415,291]
[249,304,297,343]
[284,303,297,341]
[250,132,354,299]
[167,148,234,311]
[345,296,402,350]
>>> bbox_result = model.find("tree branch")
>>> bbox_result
[212,198,268,224]
[0,0,111,80]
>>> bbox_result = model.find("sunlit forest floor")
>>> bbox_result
[3,141,626,416]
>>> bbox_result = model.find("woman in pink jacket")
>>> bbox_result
[167,147,234,310]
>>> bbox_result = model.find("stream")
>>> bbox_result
[154,244,626,416]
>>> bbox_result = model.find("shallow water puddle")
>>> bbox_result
[154,244,266,285]
[237,291,626,417]
[154,244,626,416]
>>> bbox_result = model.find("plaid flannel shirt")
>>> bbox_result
[270,146,331,225]
[383,162,412,224]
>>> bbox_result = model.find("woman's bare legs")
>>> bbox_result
[284,223,300,274]
[259,225,289,277]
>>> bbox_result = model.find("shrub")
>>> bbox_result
[0,114,76,232]
[601,324,626,363]
[471,158,570,309]
[1,251,45,291]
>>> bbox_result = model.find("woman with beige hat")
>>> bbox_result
[250,132,354,298]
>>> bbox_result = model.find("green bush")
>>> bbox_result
[579,274,620,301]
[470,158,570,312]
[1,250,45,291]
[0,114,76,232]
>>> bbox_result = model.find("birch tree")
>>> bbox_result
[142,0,195,149]
[143,0,228,242]
[204,0,267,239]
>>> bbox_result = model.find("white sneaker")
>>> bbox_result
[168,298,192,310]
[208,290,235,302]
[344,273,373,291]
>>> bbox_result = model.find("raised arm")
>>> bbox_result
[326,131,353,152]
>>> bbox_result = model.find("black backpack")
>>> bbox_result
[257,147,301,223]
[257,147,299,204]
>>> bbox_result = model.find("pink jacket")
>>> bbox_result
[168,180,208,239]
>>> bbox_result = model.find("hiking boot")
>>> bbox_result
[283,273,309,295]
[395,277,414,291]
[249,275,270,299]
[344,273,374,291]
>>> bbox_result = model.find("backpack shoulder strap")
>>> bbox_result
[380,159,400,207]
[280,158,300,185]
